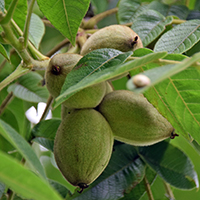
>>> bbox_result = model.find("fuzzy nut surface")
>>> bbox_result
[80,24,143,55]
[54,109,114,186]
[98,90,174,146]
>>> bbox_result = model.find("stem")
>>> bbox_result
[45,38,70,57]
[127,56,200,67]
[0,92,14,115]
[39,95,54,122]
[11,19,48,60]
[144,175,154,200]
[77,30,87,49]
[2,23,33,65]
[82,7,119,29]
[0,58,7,72]
[42,19,54,27]
[0,0,18,24]
[0,63,30,91]
[172,19,186,24]
[163,181,175,200]
[23,0,35,48]
[67,43,80,54]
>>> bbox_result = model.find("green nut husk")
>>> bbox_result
[45,53,107,109]
[98,90,175,146]
[54,109,114,188]
[45,53,83,98]
[80,24,143,56]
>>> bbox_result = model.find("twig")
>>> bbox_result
[172,19,186,24]
[39,95,54,122]
[163,181,175,200]
[23,0,35,48]
[0,63,30,91]
[82,7,119,29]
[0,59,7,72]
[127,56,200,67]
[144,175,154,200]
[11,19,48,60]
[0,92,13,115]
[7,189,15,200]
[45,38,70,57]
[0,0,18,24]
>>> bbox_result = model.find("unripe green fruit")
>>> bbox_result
[45,53,83,98]
[54,109,114,188]
[62,82,106,109]
[45,53,107,109]
[105,81,114,94]
[98,90,175,146]
[80,24,143,55]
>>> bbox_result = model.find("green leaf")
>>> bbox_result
[0,0,4,12]
[91,0,108,14]
[117,0,148,24]
[7,72,49,103]
[0,119,46,179]
[55,49,132,107]
[121,167,157,200]
[143,52,200,143]
[29,13,45,49]
[148,1,189,19]
[31,118,61,139]
[0,181,5,198]
[36,0,90,45]
[139,141,199,190]
[154,19,200,54]
[0,43,9,60]
[49,179,69,198]
[131,10,173,47]
[5,0,27,30]
[33,137,54,152]
[0,151,63,200]
[55,50,167,107]
[68,143,146,200]
[127,52,200,93]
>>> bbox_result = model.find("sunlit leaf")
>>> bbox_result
[0,119,46,179]
[31,118,61,139]
[0,151,63,200]
[117,0,148,24]
[154,19,200,54]
[127,52,200,94]
[7,72,49,103]
[5,0,27,30]
[55,49,132,107]
[148,1,189,19]
[37,0,90,45]
[0,44,9,60]
[131,9,173,46]
[139,141,199,190]
[29,13,45,49]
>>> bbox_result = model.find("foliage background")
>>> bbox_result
[1,0,200,199]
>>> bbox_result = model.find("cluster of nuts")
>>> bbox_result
[45,25,176,192]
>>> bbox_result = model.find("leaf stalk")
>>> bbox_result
[23,0,36,48]
[82,7,118,29]
[144,175,154,200]
[163,181,175,200]
[0,92,14,115]
[0,0,19,24]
